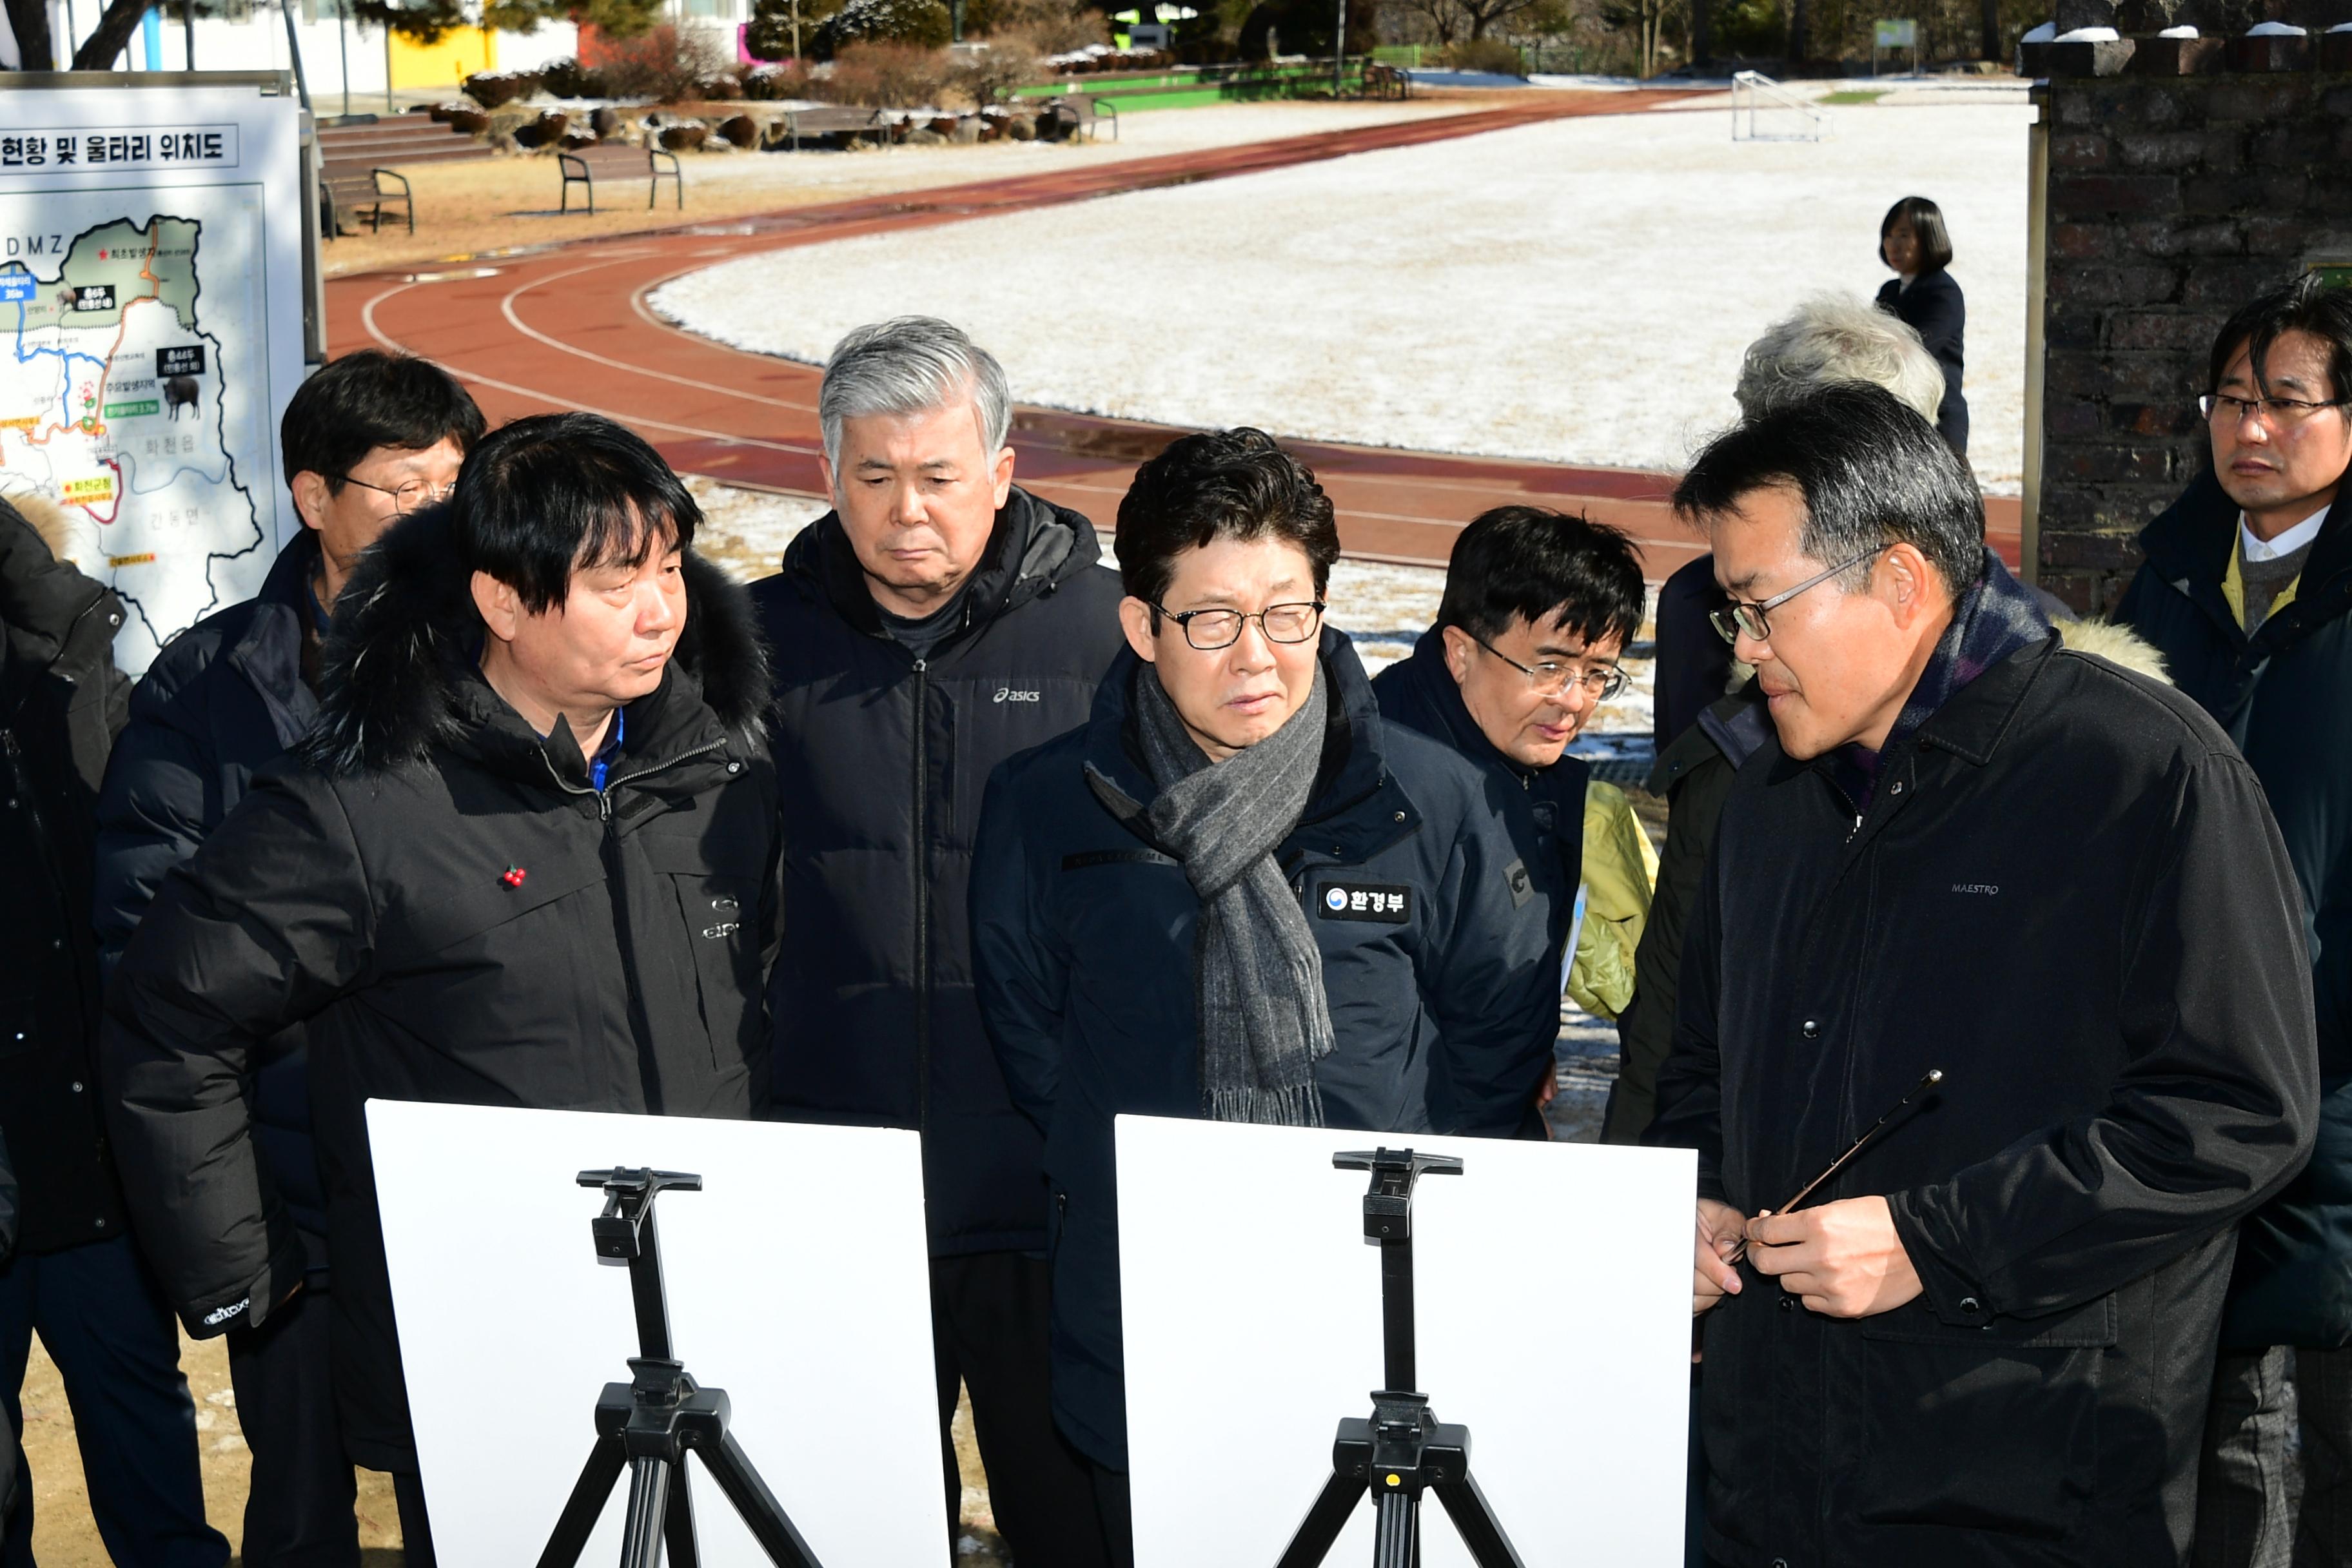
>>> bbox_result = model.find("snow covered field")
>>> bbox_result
[653,97,2032,491]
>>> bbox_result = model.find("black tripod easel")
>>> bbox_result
[536,1168,825,1568]
[1275,1149,1525,1568]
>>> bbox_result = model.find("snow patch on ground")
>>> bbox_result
[652,101,2030,490]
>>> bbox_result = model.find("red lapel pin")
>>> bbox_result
[501,865,527,888]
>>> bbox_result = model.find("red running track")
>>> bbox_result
[328,91,2020,580]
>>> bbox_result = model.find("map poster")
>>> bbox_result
[0,83,305,673]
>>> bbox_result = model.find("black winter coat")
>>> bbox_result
[1605,684,1769,1146]
[1650,633,2317,1566]
[752,490,1124,1257]
[95,531,329,1256]
[1372,629,1587,1139]
[0,500,132,1257]
[972,632,1559,1467]
[1877,270,1970,455]
[2117,473,2352,1351]
[101,507,778,1471]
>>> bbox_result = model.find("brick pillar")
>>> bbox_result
[2029,48,2352,612]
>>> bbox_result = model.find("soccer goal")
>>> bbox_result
[1731,70,1834,142]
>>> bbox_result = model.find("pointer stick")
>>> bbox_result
[1723,1068,1945,1267]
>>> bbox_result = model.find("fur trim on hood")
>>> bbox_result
[297,504,770,775]
[8,493,79,564]
[2057,617,2172,686]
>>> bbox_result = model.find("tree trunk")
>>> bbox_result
[71,0,154,66]
[4,0,57,66]
[1787,0,1805,66]
[1979,0,1999,59]
[1690,0,1709,65]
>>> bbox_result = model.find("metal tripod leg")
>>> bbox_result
[665,1460,701,1568]
[538,1432,629,1568]
[620,1456,671,1568]
[1275,1471,1370,1568]
[691,1429,823,1568]
[1432,1475,1525,1568]
[1371,1486,1418,1568]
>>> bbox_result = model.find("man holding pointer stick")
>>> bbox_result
[1651,384,2319,1565]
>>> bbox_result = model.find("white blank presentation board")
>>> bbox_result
[368,1101,946,1567]
[1117,1115,1696,1567]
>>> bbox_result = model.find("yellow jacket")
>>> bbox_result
[1566,780,1658,1021]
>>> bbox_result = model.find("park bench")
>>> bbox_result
[318,162,413,237]
[1040,93,1119,142]
[771,104,888,152]
[558,142,684,215]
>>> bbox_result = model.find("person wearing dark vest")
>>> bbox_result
[971,429,1556,1565]
[1874,195,1968,456]
[0,493,227,1568]
[751,317,1125,1565]
[1369,505,1646,1134]
[1656,384,2316,1565]
[94,349,481,1568]
[2115,275,2352,1567]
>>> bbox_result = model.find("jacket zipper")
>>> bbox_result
[910,658,931,1135]
[537,734,730,1112]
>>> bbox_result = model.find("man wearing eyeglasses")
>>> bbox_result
[1651,382,2317,1566]
[93,349,481,1568]
[971,429,1557,1563]
[2115,275,2352,1564]
[1370,505,1651,1135]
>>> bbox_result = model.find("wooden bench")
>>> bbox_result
[771,104,888,152]
[558,143,683,215]
[318,162,413,237]
[1040,93,1119,142]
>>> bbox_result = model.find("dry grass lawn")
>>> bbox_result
[322,95,1512,278]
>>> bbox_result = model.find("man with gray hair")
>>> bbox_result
[751,317,1124,1563]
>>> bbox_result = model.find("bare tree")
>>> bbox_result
[3,0,55,66]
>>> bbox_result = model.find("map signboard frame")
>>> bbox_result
[0,72,309,672]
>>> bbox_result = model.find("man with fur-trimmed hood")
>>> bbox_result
[100,415,778,1552]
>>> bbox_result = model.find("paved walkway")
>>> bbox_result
[328,90,2020,579]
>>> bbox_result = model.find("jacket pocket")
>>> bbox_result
[1850,1294,2117,1540]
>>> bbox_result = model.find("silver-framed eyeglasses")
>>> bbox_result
[1468,632,1629,701]
[1152,600,1325,651]
[1710,545,1888,646]
[2200,392,2349,429]
[342,475,456,514]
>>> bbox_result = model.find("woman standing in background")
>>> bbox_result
[1876,195,1969,455]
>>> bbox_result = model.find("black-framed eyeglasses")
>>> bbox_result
[2201,393,2349,429]
[1710,545,1888,647]
[1152,600,1325,651]
[341,475,455,514]
[1467,632,1629,701]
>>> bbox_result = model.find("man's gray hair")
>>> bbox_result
[818,317,1012,473]
[1734,293,1945,425]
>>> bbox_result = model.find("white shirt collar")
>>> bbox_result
[2241,503,2330,564]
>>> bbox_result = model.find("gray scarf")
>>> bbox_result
[1086,662,1335,1126]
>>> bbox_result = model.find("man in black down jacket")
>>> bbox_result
[101,415,776,1557]
[2113,276,2352,1565]
[1,494,228,1567]
[1371,505,1647,1135]
[751,318,1124,1563]
[972,431,1558,1564]
[1652,386,2318,1567]
[94,349,481,1567]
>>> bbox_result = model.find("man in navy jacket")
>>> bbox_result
[1372,505,1646,1135]
[972,429,1557,1564]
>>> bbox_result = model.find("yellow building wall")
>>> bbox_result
[388,26,497,89]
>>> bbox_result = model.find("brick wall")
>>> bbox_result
[2033,34,2352,611]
